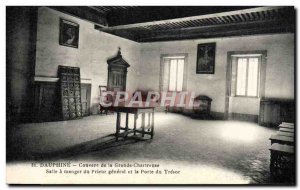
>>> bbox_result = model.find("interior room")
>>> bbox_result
[6,6,295,184]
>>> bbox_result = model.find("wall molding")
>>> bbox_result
[34,76,92,84]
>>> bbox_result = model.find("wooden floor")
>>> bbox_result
[7,113,277,184]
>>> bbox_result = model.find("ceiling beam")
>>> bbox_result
[88,6,107,15]
[137,18,292,35]
[99,18,294,43]
[100,6,287,31]
[49,6,108,27]
[137,25,294,42]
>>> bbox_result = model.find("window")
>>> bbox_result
[160,55,187,92]
[236,57,260,97]
[168,58,184,91]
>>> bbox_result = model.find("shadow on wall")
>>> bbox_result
[6,7,38,124]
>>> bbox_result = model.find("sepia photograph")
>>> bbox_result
[6,5,296,185]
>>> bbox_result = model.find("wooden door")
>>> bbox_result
[110,70,125,91]
[81,83,91,116]
[34,82,60,122]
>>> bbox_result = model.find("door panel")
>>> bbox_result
[80,84,91,116]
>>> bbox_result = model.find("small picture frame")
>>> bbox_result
[59,18,79,48]
[196,43,216,74]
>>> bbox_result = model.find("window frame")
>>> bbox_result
[160,54,188,92]
[235,56,261,98]
[168,58,185,92]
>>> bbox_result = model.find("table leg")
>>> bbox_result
[148,113,151,129]
[116,112,121,141]
[270,150,275,178]
[125,113,129,132]
[141,113,145,137]
[150,110,154,139]
[134,113,137,135]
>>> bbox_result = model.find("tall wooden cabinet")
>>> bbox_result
[58,66,82,120]
[107,49,130,92]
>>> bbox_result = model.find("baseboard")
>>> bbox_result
[229,113,258,122]
[154,106,166,112]
[210,111,226,120]
[168,109,225,120]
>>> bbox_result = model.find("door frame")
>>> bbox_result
[81,83,91,116]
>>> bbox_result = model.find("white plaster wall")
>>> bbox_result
[35,7,294,115]
[35,7,141,114]
[140,34,295,114]
[229,97,260,115]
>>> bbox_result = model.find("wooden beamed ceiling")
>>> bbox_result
[94,6,294,42]
[89,6,139,16]
[50,6,294,42]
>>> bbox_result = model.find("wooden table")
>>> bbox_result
[279,124,294,129]
[269,143,295,183]
[279,128,294,133]
[268,122,295,183]
[282,122,294,126]
[112,106,155,141]
[277,131,294,137]
[269,134,294,146]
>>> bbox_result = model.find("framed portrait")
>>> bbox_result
[196,43,216,74]
[59,18,79,48]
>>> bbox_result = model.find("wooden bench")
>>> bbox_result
[279,128,294,133]
[282,122,294,126]
[270,143,294,154]
[277,131,294,137]
[279,124,294,129]
[269,134,294,146]
[269,143,295,183]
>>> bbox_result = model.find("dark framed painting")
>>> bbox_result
[59,18,79,48]
[196,43,216,74]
